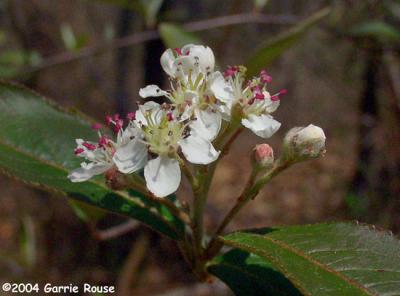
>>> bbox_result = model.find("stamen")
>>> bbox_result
[174,47,183,56]
[255,92,265,100]
[82,142,96,151]
[98,136,109,148]
[260,70,272,83]
[167,112,174,121]
[127,112,136,121]
[105,115,112,126]
[224,66,239,78]
[74,148,84,155]
[113,119,124,133]
[92,123,102,131]
[271,89,287,101]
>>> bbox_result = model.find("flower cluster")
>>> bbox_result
[68,44,298,197]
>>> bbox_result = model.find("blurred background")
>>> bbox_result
[0,0,399,295]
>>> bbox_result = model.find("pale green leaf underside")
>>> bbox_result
[220,223,400,296]
[0,82,181,239]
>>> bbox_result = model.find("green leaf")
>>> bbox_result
[349,21,400,43]
[159,23,201,49]
[208,249,302,295]
[245,7,331,77]
[0,82,182,239]
[139,0,164,28]
[219,223,400,295]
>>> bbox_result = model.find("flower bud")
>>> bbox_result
[253,143,274,167]
[283,124,326,162]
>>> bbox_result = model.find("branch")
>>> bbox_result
[91,219,139,240]
[20,13,300,74]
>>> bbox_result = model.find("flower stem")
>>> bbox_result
[204,158,289,259]
[190,124,242,274]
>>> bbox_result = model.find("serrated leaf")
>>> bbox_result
[219,223,400,295]
[245,7,330,77]
[208,249,302,295]
[350,21,400,43]
[159,23,201,49]
[0,82,183,239]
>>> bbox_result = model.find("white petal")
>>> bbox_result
[135,101,161,126]
[179,104,193,122]
[190,108,221,141]
[113,139,148,174]
[184,90,199,105]
[160,49,176,77]
[216,104,232,121]
[242,114,281,138]
[182,44,215,73]
[144,156,181,197]
[68,163,111,182]
[139,85,168,98]
[173,55,197,78]
[179,135,220,165]
[263,92,280,113]
[209,71,234,104]
[181,44,195,54]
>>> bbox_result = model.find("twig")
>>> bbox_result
[92,219,139,240]
[20,13,300,74]
[205,160,288,259]
[117,232,150,296]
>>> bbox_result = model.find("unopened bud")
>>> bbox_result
[283,124,326,162]
[253,144,274,167]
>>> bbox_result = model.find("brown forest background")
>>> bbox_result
[0,0,399,295]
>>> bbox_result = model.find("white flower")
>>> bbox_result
[139,45,222,144]
[68,122,147,183]
[209,68,282,139]
[133,102,220,197]
[160,44,215,79]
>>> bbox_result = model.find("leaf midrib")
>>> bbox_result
[221,232,375,296]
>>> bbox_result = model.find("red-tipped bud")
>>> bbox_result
[253,144,274,167]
